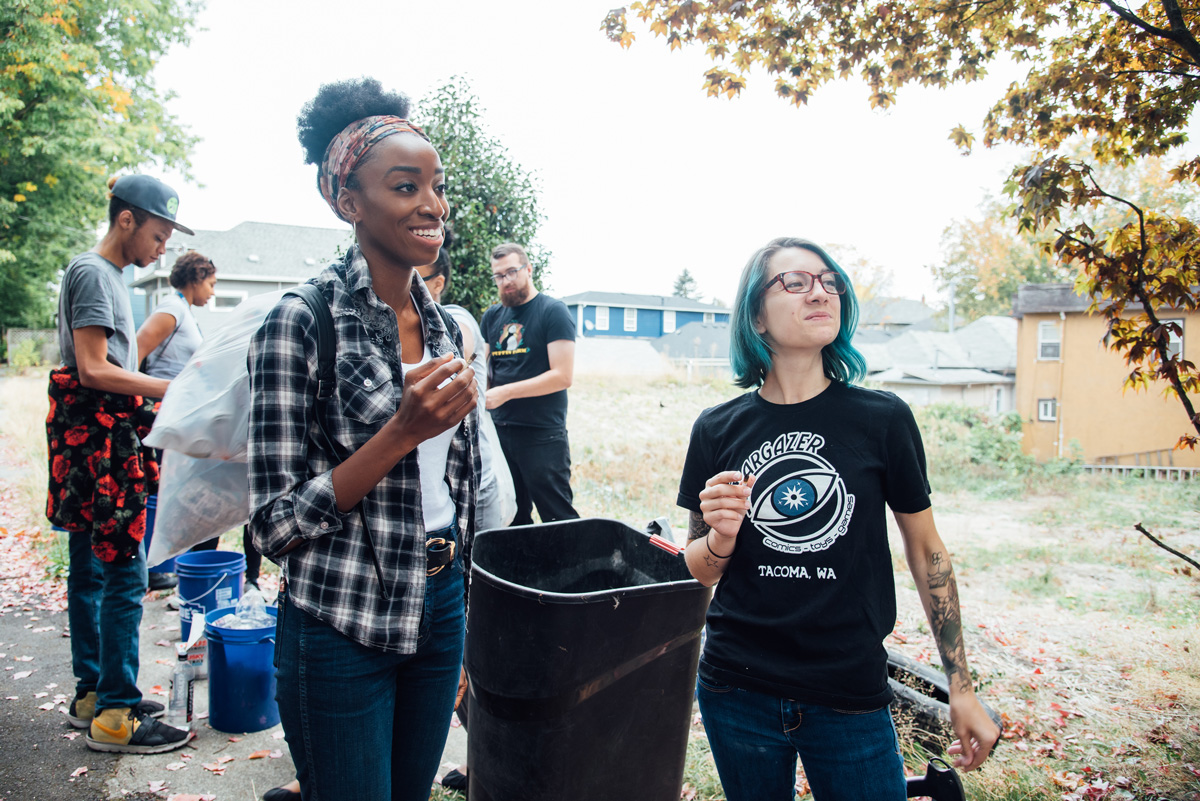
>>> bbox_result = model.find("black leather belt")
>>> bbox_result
[426,537,456,576]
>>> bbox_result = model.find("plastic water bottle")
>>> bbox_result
[166,643,195,730]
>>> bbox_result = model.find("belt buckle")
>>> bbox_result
[426,537,456,576]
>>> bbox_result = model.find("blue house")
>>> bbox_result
[562,292,731,339]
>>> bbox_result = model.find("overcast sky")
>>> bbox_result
[147,0,1036,306]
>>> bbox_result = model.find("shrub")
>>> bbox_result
[7,339,42,369]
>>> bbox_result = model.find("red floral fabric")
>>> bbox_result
[45,368,159,563]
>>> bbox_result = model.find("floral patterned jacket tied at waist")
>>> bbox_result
[45,367,159,563]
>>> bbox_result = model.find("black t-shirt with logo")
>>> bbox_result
[677,381,932,710]
[481,293,576,429]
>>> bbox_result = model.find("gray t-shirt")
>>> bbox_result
[57,252,136,370]
[142,293,203,379]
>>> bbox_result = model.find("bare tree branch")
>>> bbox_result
[1135,522,1200,572]
[1100,0,1200,65]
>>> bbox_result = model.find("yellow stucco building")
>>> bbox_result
[1012,284,1200,468]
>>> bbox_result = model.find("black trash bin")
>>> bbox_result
[465,518,711,801]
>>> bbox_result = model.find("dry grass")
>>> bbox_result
[567,374,744,533]
[2,371,1199,799]
[0,370,51,533]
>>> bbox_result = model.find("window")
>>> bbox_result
[595,306,609,331]
[1163,318,1184,360]
[212,291,248,312]
[624,307,637,332]
[1037,398,1058,422]
[704,312,715,324]
[993,387,1003,415]
[663,310,676,334]
[1037,321,1061,360]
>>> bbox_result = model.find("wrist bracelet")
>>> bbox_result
[705,533,733,560]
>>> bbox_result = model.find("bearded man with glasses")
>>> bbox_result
[480,243,580,525]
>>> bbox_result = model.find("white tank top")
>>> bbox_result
[400,344,456,532]
[143,293,203,379]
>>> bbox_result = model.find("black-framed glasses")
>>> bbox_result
[491,266,526,284]
[762,270,847,296]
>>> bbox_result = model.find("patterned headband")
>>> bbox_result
[317,115,429,221]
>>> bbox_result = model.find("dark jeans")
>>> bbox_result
[494,423,578,525]
[275,529,466,800]
[696,663,906,801]
[67,531,148,710]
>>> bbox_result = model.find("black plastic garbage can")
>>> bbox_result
[465,518,711,801]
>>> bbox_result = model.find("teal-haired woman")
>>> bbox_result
[676,237,998,800]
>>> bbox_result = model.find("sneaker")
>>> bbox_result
[67,691,165,729]
[85,706,191,753]
[148,572,178,591]
[441,768,468,795]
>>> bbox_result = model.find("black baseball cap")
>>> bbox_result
[110,175,194,236]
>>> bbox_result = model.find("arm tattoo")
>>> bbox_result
[688,510,709,542]
[926,551,970,693]
[703,554,722,569]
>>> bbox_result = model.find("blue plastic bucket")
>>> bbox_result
[175,551,245,629]
[143,495,176,572]
[205,605,279,733]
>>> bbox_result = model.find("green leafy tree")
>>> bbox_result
[673,268,700,299]
[934,196,1068,323]
[0,0,201,335]
[416,77,549,320]
[604,0,1200,449]
[936,152,1200,323]
[825,243,891,305]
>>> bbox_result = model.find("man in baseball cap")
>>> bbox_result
[109,174,195,236]
[46,174,194,755]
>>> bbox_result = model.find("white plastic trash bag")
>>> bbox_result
[144,289,288,461]
[147,451,250,566]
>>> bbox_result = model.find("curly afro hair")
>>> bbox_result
[169,251,216,290]
[296,78,412,166]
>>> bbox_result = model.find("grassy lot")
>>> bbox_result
[4,370,1198,800]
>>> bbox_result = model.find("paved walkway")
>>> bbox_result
[0,587,465,801]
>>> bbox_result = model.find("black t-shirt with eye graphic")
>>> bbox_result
[677,381,931,710]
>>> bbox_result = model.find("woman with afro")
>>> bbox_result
[248,78,478,801]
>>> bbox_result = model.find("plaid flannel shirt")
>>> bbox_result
[248,245,478,654]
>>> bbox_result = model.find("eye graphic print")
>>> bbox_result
[754,471,837,524]
[769,477,816,516]
[748,452,847,545]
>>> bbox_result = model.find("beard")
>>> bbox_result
[500,283,534,307]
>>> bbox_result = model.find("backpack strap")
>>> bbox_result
[282,282,392,600]
[284,283,336,402]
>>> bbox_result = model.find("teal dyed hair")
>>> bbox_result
[730,237,868,389]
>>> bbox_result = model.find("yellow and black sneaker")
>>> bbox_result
[85,706,191,753]
[66,691,166,729]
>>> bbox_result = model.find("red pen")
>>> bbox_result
[648,534,683,556]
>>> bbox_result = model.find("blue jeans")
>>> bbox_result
[696,663,906,801]
[275,528,466,801]
[67,530,148,710]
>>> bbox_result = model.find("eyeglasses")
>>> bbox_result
[491,266,526,284]
[762,270,847,296]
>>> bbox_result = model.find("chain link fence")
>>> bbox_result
[5,328,59,366]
